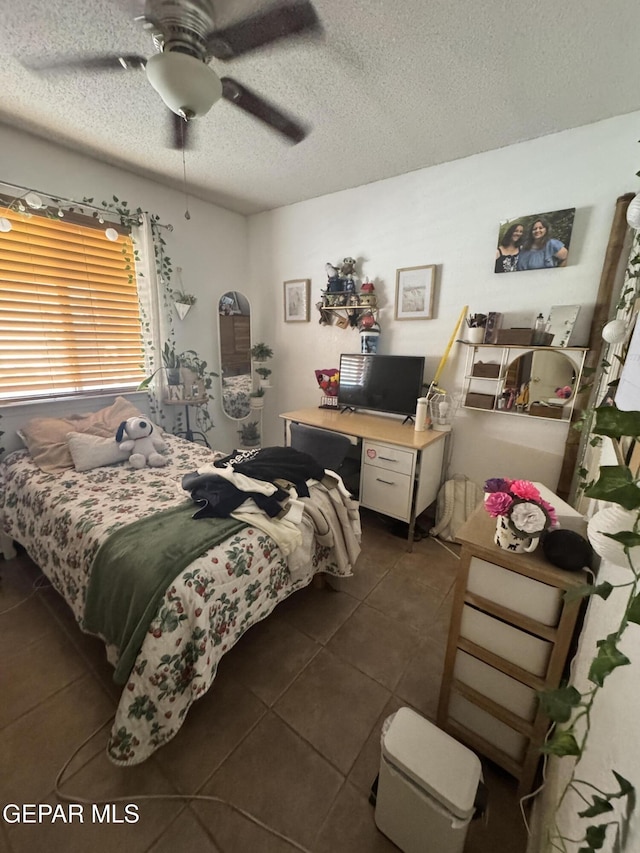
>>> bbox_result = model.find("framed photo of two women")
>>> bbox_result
[495,208,575,273]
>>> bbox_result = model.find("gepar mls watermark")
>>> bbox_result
[3,803,140,824]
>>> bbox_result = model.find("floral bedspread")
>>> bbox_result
[221,373,252,418]
[0,435,354,765]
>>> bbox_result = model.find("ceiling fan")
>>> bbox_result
[21,0,322,148]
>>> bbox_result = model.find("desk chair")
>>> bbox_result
[289,423,351,472]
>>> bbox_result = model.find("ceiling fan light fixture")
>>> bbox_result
[145,52,222,118]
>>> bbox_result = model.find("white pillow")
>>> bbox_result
[66,432,131,472]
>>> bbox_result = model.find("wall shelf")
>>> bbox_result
[460,342,588,421]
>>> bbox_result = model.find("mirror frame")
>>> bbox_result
[218,291,252,420]
[501,349,578,416]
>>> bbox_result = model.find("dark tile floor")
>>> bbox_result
[0,509,530,852]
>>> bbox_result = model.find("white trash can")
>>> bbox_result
[374,707,482,853]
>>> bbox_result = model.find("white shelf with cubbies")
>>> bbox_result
[460,343,588,421]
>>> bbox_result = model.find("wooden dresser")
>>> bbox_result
[437,505,587,796]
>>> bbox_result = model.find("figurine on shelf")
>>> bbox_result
[360,277,375,293]
[340,257,358,291]
[325,262,342,293]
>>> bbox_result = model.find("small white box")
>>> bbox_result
[375,708,482,853]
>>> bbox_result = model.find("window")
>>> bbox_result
[0,205,146,402]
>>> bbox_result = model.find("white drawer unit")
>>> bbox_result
[467,556,563,627]
[438,503,587,796]
[449,693,527,764]
[460,605,552,678]
[362,440,415,476]
[453,650,538,722]
[360,440,416,522]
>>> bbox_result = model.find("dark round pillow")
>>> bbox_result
[542,529,593,572]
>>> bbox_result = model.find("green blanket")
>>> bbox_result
[84,500,246,684]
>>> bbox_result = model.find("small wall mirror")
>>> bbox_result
[218,291,252,420]
[502,350,577,417]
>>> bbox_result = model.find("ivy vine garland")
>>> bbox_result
[540,406,639,852]
[91,196,218,437]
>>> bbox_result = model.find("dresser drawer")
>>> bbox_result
[454,650,538,722]
[460,605,552,677]
[362,441,415,476]
[449,692,527,763]
[360,465,412,521]
[468,556,563,626]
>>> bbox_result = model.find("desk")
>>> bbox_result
[280,408,448,550]
[163,398,211,447]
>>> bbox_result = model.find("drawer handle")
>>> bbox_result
[378,456,398,462]
[376,477,396,485]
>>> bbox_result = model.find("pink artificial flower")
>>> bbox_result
[485,491,514,517]
[510,480,541,502]
[541,499,558,528]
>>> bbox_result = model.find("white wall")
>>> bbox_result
[248,111,640,489]
[527,438,640,851]
[0,123,248,452]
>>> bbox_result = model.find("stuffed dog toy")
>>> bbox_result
[115,417,167,469]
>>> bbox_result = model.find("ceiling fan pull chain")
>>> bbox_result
[181,119,191,221]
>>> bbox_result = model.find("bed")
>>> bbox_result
[0,399,360,766]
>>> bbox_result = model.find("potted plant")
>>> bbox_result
[249,387,266,408]
[172,289,197,320]
[238,420,261,447]
[250,342,273,363]
[172,266,197,319]
[256,366,272,388]
[138,342,183,389]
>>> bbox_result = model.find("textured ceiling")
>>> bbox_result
[1,0,639,215]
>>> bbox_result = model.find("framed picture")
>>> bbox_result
[283,279,310,322]
[494,208,576,273]
[395,265,436,320]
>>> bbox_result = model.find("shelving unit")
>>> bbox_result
[460,342,588,420]
[437,504,587,796]
[319,290,378,325]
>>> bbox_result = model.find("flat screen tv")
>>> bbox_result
[338,353,425,418]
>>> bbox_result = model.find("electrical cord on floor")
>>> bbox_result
[0,574,51,615]
[429,535,461,560]
[55,717,314,853]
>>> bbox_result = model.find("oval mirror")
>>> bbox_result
[502,350,577,417]
[218,291,252,420]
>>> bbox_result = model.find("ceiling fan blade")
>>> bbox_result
[20,54,146,73]
[206,0,321,60]
[221,77,307,144]
[168,112,194,150]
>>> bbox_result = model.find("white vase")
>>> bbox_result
[494,515,539,553]
[587,505,640,568]
[465,326,485,345]
[250,397,264,409]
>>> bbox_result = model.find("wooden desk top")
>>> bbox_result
[279,407,448,451]
[457,504,588,589]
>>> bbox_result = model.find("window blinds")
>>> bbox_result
[0,206,146,402]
